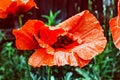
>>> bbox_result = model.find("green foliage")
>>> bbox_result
[42,10,61,26]
[0,30,6,42]
[0,42,32,80]
[63,72,73,80]
[75,68,91,80]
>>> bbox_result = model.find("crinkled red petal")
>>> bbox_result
[71,29,107,60]
[28,48,91,68]
[54,49,78,66]
[109,0,120,49]
[109,17,120,49]
[75,53,91,68]
[28,48,54,67]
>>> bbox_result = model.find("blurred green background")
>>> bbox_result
[0,0,120,80]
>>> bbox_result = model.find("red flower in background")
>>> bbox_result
[0,0,37,19]
[13,10,107,68]
[109,0,120,49]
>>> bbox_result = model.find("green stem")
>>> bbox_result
[19,15,24,27]
[47,66,51,80]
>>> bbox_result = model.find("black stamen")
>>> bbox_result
[52,36,74,49]
[37,30,40,38]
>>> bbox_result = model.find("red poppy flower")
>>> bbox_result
[109,0,120,49]
[13,10,107,68]
[0,0,37,19]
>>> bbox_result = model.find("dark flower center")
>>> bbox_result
[51,36,74,49]
[37,30,41,38]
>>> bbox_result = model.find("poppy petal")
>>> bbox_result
[13,29,39,50]
[77,58,90,68]
[74,53,91,68]
[0,0,36,19]
[21,20,44,36]
[28,48,54,67]
[37,26,65,45]
[28,48,91,67]
[34,35,55,54]
[72,29,106,60]
[54,49,90,67]
[12,20,44,50]
[109,0,120,49]
[16,0,37,13]
[56,10,103,32]
[0,0,12,18]
[118,0,120,17]
[0,11,7,19]
[56,10,106,60]
[25,0,37,11]
[54,50,78,66]
[110,17,120,49]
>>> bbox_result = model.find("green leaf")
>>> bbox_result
[42,10,61,26]
[64,72,73,80]
[75,68,91,80]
